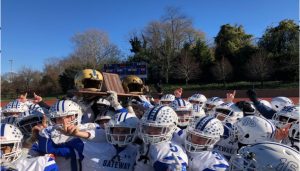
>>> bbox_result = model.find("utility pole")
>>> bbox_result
[9,59,13,82]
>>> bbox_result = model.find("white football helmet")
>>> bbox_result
[272,105,299,128]
[15,109,44,136]
[28,103,45,114]
[105,112,138,146]
[2,100,29,116]
[95,98,111,116]
[0,123,23,165]
[185,116,224,152]
[271,96,293,112]
[188,94,207,108]
[159,94,175,106]
[96,98,110,109]
[259,99,272,109]
[231,115,276,145]
[95,110,113,129]
[139,105,178,144]
[214,102,244,124]
[171,99,193,127]
[229,142,300,171]
[205,97,224,112]
[96,98,110,106]
[289,121,299,151]
[48,100,83,126]
[192,107,206,119]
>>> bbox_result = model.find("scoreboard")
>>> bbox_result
[103,62,147,79]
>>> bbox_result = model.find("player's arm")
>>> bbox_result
[253,101,276,119]
[36,127,76,157]
[36,133,73,157]
[34,93,51,110]
[246,89,276,119]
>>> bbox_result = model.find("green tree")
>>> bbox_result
[191,39,214,81]
[130,36,143,54]
[192,39,214,64]
[128,36,149,63]
[215,24,254,80]
[58,66,86,93]
[259,19,299,81]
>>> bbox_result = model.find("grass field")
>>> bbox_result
[155,81,299,92]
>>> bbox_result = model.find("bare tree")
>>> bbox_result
[247,50,273,87]
[17,67,42,92]
[1,73,16,99]
[176,46,199,85]
[211,56,233,87]
[71,29,122,69]
[162,6,194,50]
[40,57,64,95]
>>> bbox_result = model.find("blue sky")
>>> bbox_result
[1,0,298,74]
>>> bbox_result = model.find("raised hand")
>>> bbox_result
[33,92,43,103]
[61,120,79,136]
[226,90,236,102]
[246,89,257,102]
[28,114,48,144]
[106,90,119,107]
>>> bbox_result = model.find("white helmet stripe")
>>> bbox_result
[176,99,182,106]
[118,112,128,122]
[14,101,19,108]
[10,100,14,108]
[11,100,15,108]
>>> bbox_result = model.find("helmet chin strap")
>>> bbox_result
[137,144,150,164]
[238,142,247,151]
[178,125,187,129]
[110,145,127,162]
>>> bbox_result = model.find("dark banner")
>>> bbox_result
[103,62,147,79]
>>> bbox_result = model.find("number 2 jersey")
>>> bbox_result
[135,141,188,171]
[187,151,229,171]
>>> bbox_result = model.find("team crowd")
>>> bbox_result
[1,69,299,171]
